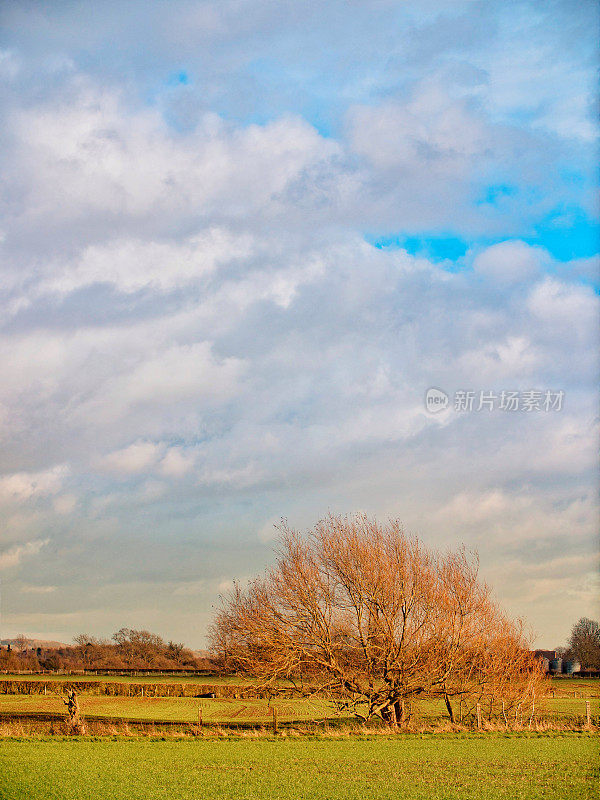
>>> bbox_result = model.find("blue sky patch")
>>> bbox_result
[368,234,469,265]
[530,208,599,261]
[368,206,599,267]
[168,70,190,86]
[477,184,517,206]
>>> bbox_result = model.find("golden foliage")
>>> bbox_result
[210,514,547,723]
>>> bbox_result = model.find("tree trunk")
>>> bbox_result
[64,689,86,735]
[381,703,397,726]
[444,693,455,723]
[394,700,406,724]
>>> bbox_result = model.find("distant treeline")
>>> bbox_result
[0,628,216,672]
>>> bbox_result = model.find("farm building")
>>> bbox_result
[534,650,581,675]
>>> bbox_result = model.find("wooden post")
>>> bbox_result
[585,701,591,728]
[476,703,482,730]
[198,705,202,726]
[272,706,278,734]
[528,695,535,729]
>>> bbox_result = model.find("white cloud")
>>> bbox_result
[349,84,487,176]
[158,447,196,478]
[257,517,281,543]
[457,335,541,380]
[435,488,597,547]
[114,342,244,407]
[472,241,545,285]
[0,539,49,570]
[0,466,69,504]
[99,442,163,475]
[198,463,263,489]
[21,584,56,594]
[528,277,598,338]
[53,494,77,515]
[0,49,19,80]
[0,0,596,647]
[7,83,340,233]
[41,229,255,295]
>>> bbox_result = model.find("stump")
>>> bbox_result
[63,688,86,735]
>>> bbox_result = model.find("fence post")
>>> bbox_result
[528,695,535,729]
[272,706,278,734]
[476,703,482,730]
[585,701,591,728]
[198,705,202,726]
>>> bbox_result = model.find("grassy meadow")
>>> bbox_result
[0,677,597,799]
[0,734,597,800]
[0,692,598,725]
[0,677,597,726]
[0,694,334,724]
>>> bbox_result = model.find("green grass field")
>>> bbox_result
[0,688,598,725]
[547,679,599,698]
[0,694,335,723]
[0,734,597,800]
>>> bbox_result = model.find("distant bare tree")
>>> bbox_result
[73,634,109,668]
[69,629,201,670]
[112,628,165,666]
[167,641,185,660]
[14,634,30,654]
[210,514,545,724]
[73,633,99,647]
[567,618,600,670]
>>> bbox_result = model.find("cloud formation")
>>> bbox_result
[0,539,49,571]
[0,0,597,648]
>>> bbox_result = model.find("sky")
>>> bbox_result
[0,0,598,650]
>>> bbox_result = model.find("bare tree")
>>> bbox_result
[567,618,600,670]
[112,628,166,666]
[210,514,545,724]
[14,634,30,654]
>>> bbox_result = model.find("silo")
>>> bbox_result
[549,658,562,673]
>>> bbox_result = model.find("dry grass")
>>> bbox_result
[0,712,596,740]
